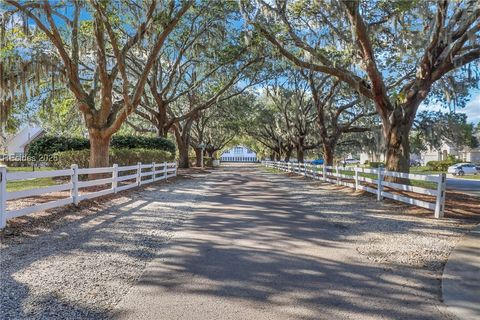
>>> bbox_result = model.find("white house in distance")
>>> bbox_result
[220,145,257,162]
[5,125,44,156]
[421,142,480,164]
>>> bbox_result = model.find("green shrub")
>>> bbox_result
[111,135,175,154]
[28,136,89,160]
[51,148,174,169]
[28,135,175,161]
[368,162,385,168]
[426,158,461,171]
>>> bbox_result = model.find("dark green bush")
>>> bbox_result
[28,135,175,161]
[27,136,89,160]
[51,148,174,169]
[426,158,461,171]
[367,162,385,168]
[111,135,175,154]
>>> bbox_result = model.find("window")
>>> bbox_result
[234,147,243,154]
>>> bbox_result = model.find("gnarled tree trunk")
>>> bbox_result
[284,147,292,162]
[323,142,335,166]
[296,136,305,163]
[173,121,193,169]
[177,143,189,168]
[88,130,111,168]
[296,147,305,163]
[194,147,202,167]
[384,120,411,173]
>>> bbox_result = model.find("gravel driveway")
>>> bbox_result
[113,165,475,320]
[1,174,208,319]
[1,165,475,319]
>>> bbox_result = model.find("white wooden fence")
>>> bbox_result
[0,162,177,228]
[263,161,447,219]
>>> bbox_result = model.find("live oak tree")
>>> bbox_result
[126,1,265,169]
[129,1,241,138]
[190,94,253,165]
[241,0,480,172]
[307,72,377,165]
[4,0,192,167]
[170,62,263,169]
[0,10,63,152]
[246,96,294,161]
[264,71,319,163]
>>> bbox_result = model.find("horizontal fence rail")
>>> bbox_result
[0,161,177,228]
[263,161,446,219]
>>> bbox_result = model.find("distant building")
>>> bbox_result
[220,145,257,162]
[5,125,44,156]
[420,142,480,164]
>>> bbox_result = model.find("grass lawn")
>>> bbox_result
[261,166,285,174]
[6,167,58,192]
[409,166,445,175]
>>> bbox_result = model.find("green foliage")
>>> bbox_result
[366,161,385,168]
[51,148,174,169]
[414,111,479,150]
[27,135,176,162]
[27,136,90,160]
[111,135,175,153]
[426,156,461,171]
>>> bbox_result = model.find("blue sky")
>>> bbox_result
[418,91,480,125]
[461,93,480,124]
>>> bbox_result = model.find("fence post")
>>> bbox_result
[354,167,359,190]
[151,162,156,182]
[112,164,118,193]
[163,162,167,180]
[173,162,177,177]
[312,164,316,179]
[137,162,142,186]
[0,165,7,229]
[335,166,340,185]
[434,173,447,218]
[323,165,327,182]
[377,167,383,201]
[70,164,79,205]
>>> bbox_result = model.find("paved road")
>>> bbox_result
[443,224,480,320]
[447,177,480,197]
[113,166,460,320]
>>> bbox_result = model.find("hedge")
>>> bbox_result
[27,136,89,160]
[51,148,174,169]
[365,161,385,168]
[28,135,176,159]
[426,159,461,171]
[111,135,175,154]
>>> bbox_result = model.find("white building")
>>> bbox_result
[421,142,480,164]
[5,125,44,156]
[220,145,257,162]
